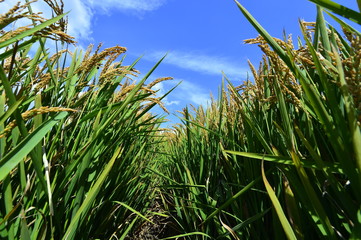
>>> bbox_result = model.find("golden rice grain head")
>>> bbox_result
[83,44,94,62]
[0,1,45,30]
[300,21,316,39]
[140,87,156,95]
[44,0,64,16]
[301,21,316,28]
[146,98,169,114]
[1,1,23,18]
[0,107,77,139]
[280,81,302,108]
[33,73,51,91]
[21,106,77,119]
[0,26,32,43]
[44,0,68,33]
[34,26,75,44]
[77,45,127,76]
[100,52,125,75]
[0,121,17,139]
[342,27,355,43]
[94,43,103,55]
[298,55,314,66]
[2,55,30,73]
[243,37,260,45]
[112,84,136,102]
[146,77,173,89]
[49,49,72,63]
[100,67,130,84]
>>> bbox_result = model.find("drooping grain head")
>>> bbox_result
[0,107,77,139]
[0,0,75,45]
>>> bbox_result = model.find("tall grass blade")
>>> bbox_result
[0,112,68,181]
[62,146,123,240]
[261,161,296,240]
[0,98,23,126]
[114,201,154,224]
[307,0,361,24]
[0,13,67,48]
[159,232,212,240]
[225,150,342,172]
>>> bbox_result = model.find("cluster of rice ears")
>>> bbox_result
[0,1,174,239]
[158,1,361,239]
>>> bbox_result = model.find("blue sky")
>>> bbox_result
[85,0,318,124]
[2,0,360,125]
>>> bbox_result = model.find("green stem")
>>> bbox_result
[0,65,47,193]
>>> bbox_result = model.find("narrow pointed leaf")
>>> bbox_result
[0,112,68,181]
[261,160,297,240]
[0,13,67,48]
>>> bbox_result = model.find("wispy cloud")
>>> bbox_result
[63,0,93,40]
[145,50,249,81]
[158,79,211,107]
[146,76,210,107]
[1,0,167,41]
[88,0,167,12]
[152,82,180,106]
[176,80,211,107]
[1,0,93,41]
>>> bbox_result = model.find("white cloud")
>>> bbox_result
[63,0,93,40]
[165,100,180,106]
[146,76,210,107]
[173,80,211,107]
[1,0,93,41]
[145,51,249,81]
[87,0,167,12]
[151,81,180,106]
[1,0,167,42]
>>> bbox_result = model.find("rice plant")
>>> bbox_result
[1,0,361,239]
[158,1,361,239]
[0,1,173,239]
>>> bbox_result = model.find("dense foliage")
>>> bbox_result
[1,0,360,239]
